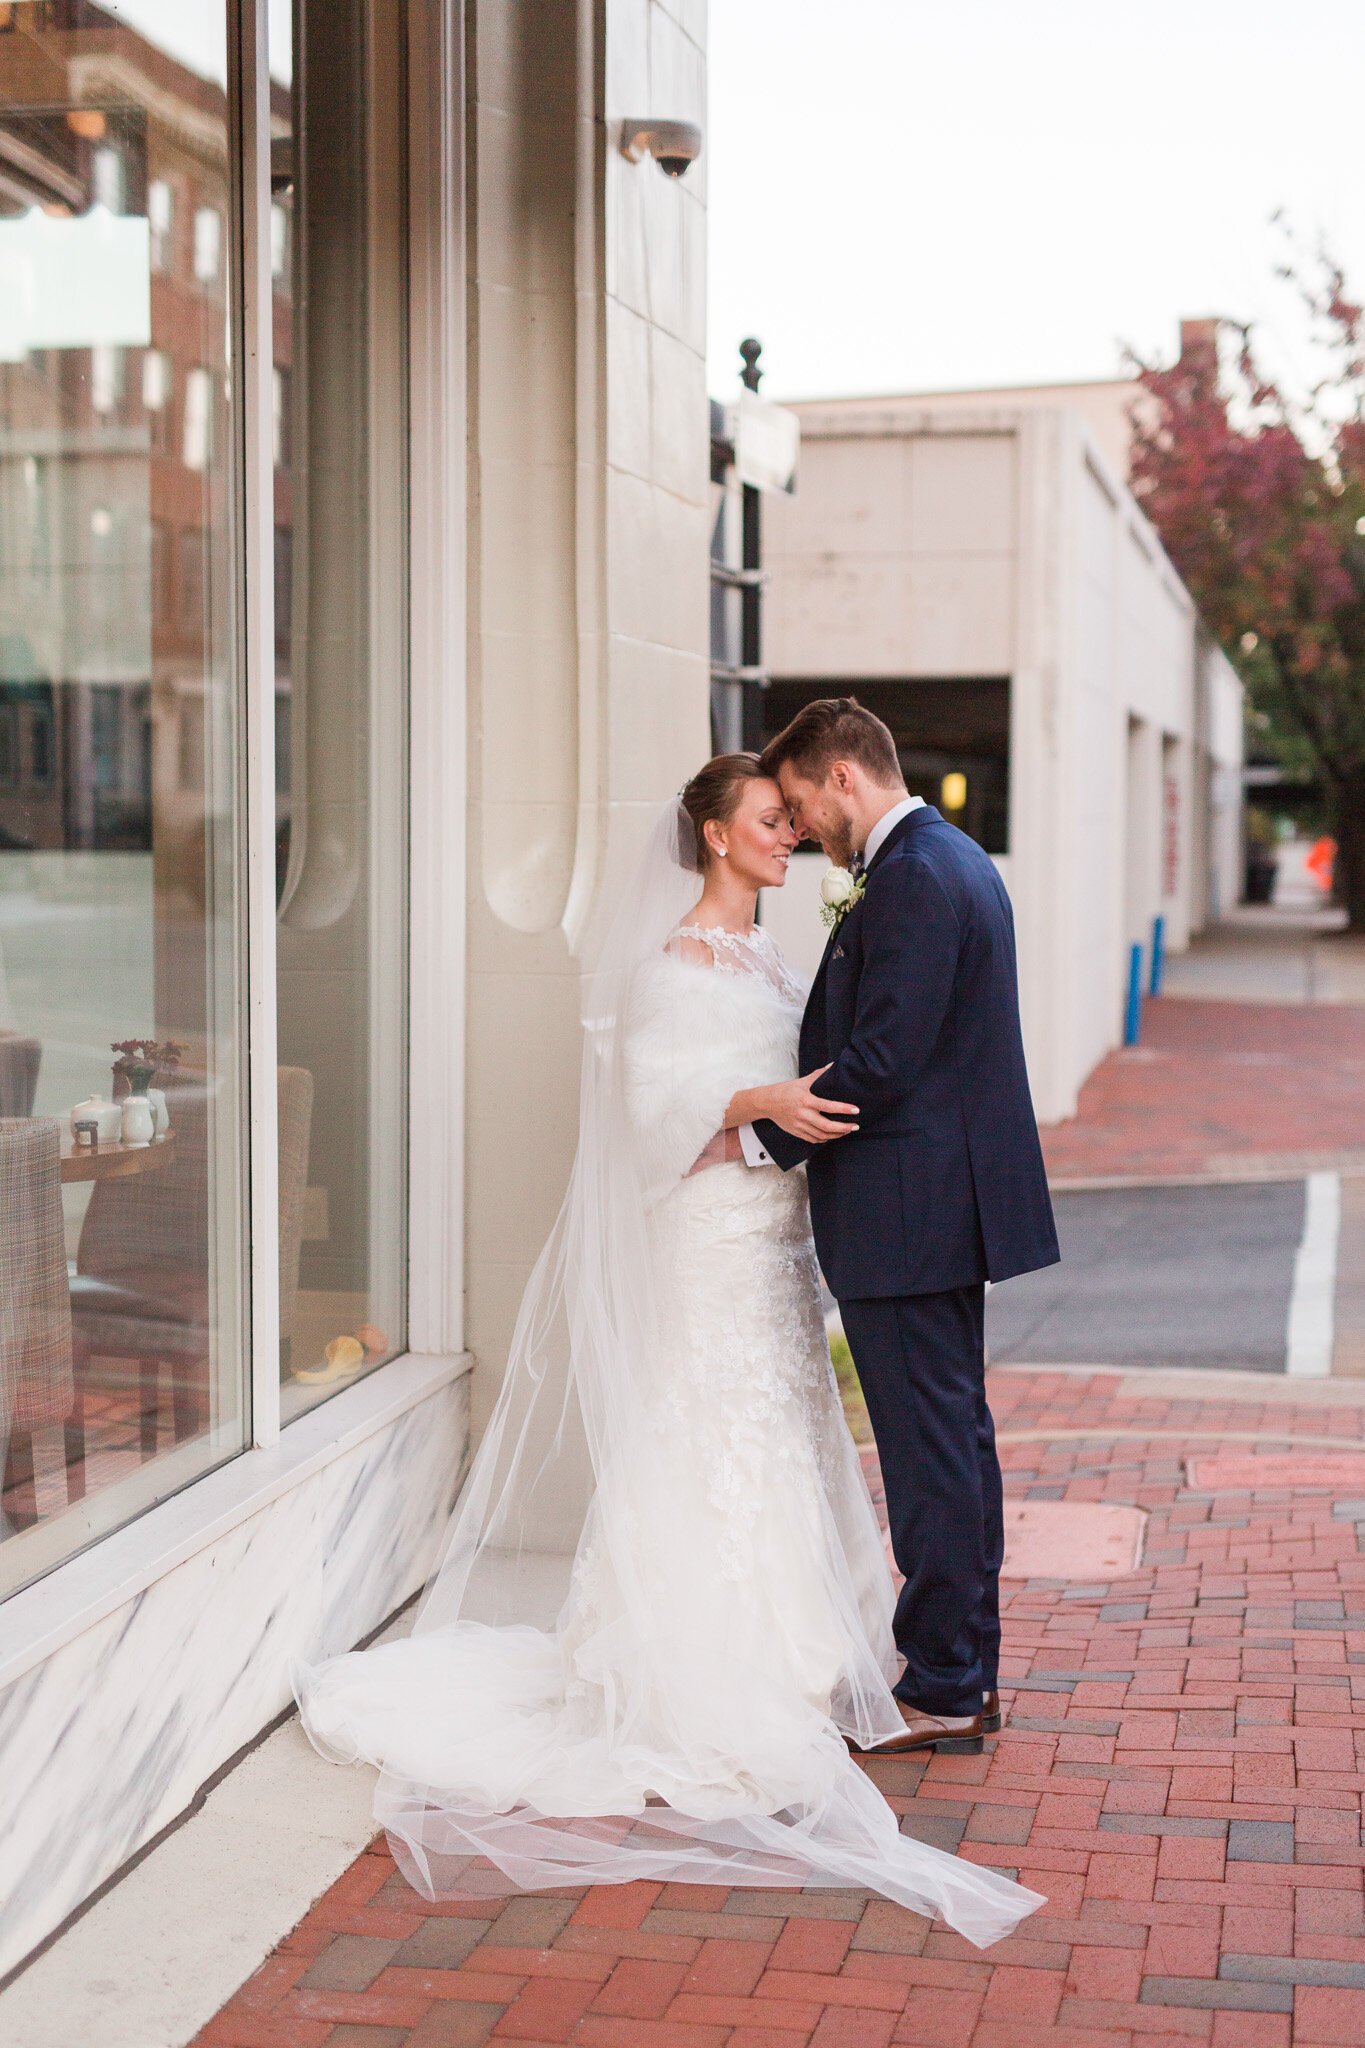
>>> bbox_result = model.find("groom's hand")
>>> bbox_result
[763,1066,859,1144]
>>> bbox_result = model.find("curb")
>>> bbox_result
[1048,1155,1365,1193]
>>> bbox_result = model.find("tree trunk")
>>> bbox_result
[1329,768,1365,931]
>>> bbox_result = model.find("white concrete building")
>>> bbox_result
[755,392,1244,1124]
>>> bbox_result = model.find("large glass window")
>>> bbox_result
[0,0,246,1593]
[0,0,409,1594]
[270,0,408,1417]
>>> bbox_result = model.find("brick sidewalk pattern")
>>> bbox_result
[1040,997,1365,1182]
[195,1368,1365,2048]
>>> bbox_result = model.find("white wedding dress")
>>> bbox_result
[296,809,1043,1948]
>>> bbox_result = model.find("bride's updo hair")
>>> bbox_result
[678,753,771,871]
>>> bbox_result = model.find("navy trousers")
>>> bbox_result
[839,1285,1002,1718]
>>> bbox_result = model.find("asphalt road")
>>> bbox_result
[984,1181,1307,1372]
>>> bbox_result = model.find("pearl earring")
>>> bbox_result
[716,847,727,857]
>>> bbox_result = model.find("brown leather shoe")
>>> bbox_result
[982,1690,1002,1734]
[849,1701,984,1757]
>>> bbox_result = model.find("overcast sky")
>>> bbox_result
[707,0,1365,404]
[104,3,1365,412]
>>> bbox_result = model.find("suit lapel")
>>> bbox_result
[802,807,937,1059]
[801,932,835,1065]
[801,808,939,1052]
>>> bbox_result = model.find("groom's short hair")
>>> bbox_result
[760,697,904,789]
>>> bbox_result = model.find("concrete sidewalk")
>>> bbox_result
[1162,906,1365,1009]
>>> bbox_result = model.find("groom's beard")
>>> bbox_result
[820,819,856,869]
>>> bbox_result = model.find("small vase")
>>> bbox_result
[114,1055,155,1098]
[121,1094,155,1144]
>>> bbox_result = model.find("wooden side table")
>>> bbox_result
[60,1130,178,1185]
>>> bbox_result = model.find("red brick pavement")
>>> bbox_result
[1040,997,1365,1182]
[194,1369,1365,2048]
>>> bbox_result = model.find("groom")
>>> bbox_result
[744,698,1059,1755]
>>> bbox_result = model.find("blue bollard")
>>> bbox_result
[1124,942,1143,1045]
[1149,914,1165,997]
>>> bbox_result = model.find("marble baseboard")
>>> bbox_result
[0,1366,470,1980]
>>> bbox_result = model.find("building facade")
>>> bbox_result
[0,0,707,1977]
[754,394,1244,1124]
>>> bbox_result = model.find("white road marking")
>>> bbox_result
[1286,1171,1340,1377]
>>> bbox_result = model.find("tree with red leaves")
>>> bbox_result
[1129,245,1365,927]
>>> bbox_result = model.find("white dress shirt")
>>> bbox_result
[860,792,925,868]
[738,793,926,1167]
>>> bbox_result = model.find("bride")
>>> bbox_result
[296,754,1044,1947]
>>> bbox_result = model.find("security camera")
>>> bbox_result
[619,119,703,179]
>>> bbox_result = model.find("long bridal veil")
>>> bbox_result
[296,802,1043,1949]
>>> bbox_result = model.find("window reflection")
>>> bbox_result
[0,0,246,1592]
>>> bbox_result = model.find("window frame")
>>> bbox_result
[238,0,466,1443]
[235,0,282,1446]
[403,0,466,1363]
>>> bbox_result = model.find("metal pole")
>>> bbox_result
[1149,913,1165,997]
[741,485,760,668]
[1124,943,1144,1046]
[739,338,762,738]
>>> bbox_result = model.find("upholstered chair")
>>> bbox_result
[68,1067,314,1474]
[0,1117,75,1531]
[0,1033,41,1118]
[70,1076,210,1464]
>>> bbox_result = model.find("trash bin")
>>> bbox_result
[1244,849,1277,903]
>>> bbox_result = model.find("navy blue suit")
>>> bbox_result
[756,805,1058,1715]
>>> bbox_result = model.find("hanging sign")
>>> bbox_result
[734,390,799,495]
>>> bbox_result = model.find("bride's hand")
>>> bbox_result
[759,1067,860,1144]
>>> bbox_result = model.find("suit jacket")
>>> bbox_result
[755,806,1060,1300]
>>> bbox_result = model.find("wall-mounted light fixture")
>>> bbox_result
[619,119,703,179]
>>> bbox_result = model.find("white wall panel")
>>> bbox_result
[908,433,1016,554]
[465,0,709,1432]
[766,554,1013,678]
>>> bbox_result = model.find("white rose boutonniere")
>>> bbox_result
[819,865,866,928]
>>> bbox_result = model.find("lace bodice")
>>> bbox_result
[669,923,807,1008]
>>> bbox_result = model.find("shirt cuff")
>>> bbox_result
[737,1122,773,1168]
